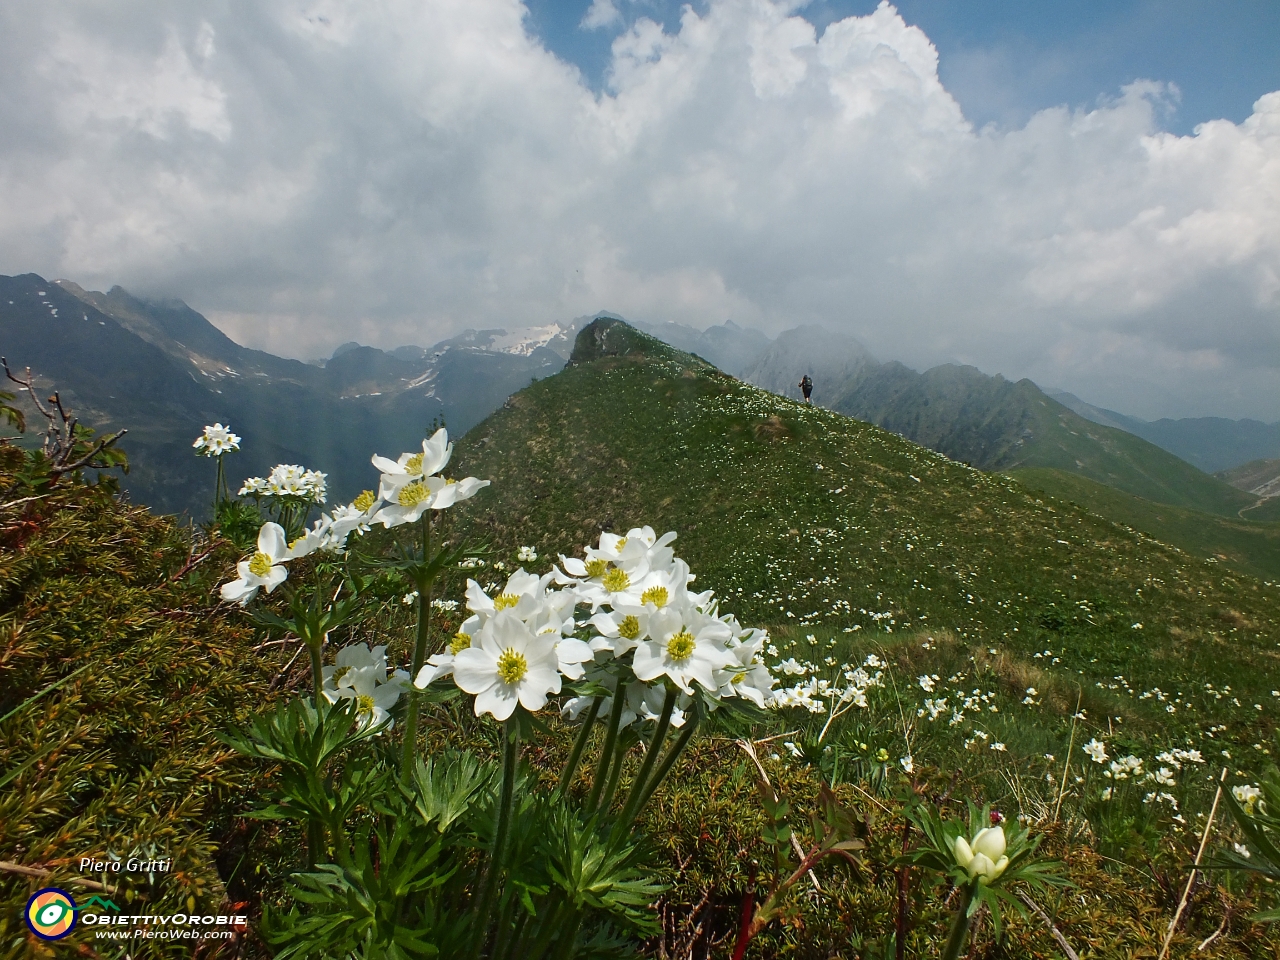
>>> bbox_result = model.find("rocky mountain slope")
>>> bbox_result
[0,273,569,515]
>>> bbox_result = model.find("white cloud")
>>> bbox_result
[0,0,1277,418]
[581,0,622,31]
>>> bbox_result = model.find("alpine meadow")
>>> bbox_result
[4,317,1280,959]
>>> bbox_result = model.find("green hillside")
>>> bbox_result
[1011,466,1280,581]
[828,363,1255,518]
[452,320,1280,733]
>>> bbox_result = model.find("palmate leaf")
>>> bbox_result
[539,804,664,931]
[220,696,377,771]
[410,752,495,834]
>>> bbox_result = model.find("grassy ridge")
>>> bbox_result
[441,319,1280,953]
[452,320,1280,742]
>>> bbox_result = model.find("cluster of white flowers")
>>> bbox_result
[193,423,240,456]
[1104,755,1145,780]
[408,527,780,724]
[368,429,489,528]
[321,643,409,732]
[517,546,538,563]
[771,656,885,714]
[240,464,328,503]
[218,494,381,604]
[1233,783,1265,815]
[220,429,486,606]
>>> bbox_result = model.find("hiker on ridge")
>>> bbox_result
[799,374,813,404]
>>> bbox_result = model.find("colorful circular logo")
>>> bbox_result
[25,888,77,941]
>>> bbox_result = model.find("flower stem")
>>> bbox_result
[470,716,520,959]
[586,686,627,814]
[308,640,324,707]
[941,882,977,960]
[213,455,225,516]
[547,910,582,960]
[400,515,432,780]
[556,695,603,798]
[612,686,675,843]
[632,708,699,815]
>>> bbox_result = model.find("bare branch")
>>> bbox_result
[49,429,127,479]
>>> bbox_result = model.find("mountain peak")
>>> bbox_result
[567,317,693,367]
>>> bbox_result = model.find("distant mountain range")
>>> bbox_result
[0,273,574,516]
[1047,390,1280,474]
[4,271,1277,570]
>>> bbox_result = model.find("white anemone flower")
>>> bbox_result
[556,528,681,593]
[323,643,390,693]
[552,631,594,680]
[570,556,693,612]
[952,825,1009,885]
[585,605,653,658]
[220,523,289,605]
[373,474,448,527]
[286,516,332,559]
[716,630,777,707]
[632,604,733,696]
[328,665,407,732]
[414,621,481,688]
[372,428,454,499]
[193,423,240,456]
[430,476,490,509]
[464,572,577,635]
[373,475,490,528]
[453,612,562,720]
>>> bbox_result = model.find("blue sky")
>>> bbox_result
[526,0,1280,135]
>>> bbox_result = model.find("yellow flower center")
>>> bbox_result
[248,552,274,578]
[666,630,696,663]
[618,615,640,641]
[615,537,628,551]
[331,666,352,685]
[446,477,457,485]
[405,452,424,474]
[603,568,631,592]
[352,489,376,511]
[584,558,608,579]
[398,481,431,507]
[641,586,669,608]
[496,648,528,685]
[732,671,746,685]
[449,632,472,655]
[356,694,376,714]
[288,537,304,551]
[493,593,520,611]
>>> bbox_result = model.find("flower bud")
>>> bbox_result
[971,825,1006,862]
